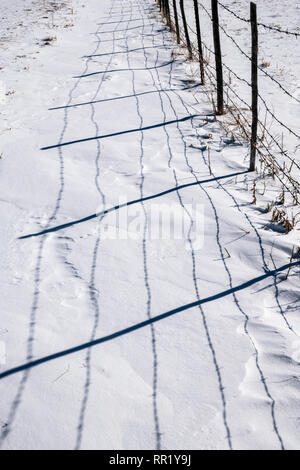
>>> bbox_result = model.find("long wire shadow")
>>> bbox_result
[84,44,169,58]
[19,171,248,240]
[0,260,298,382]
[74,60,174,78]
[41,115,200,151]
[171,57,296,329]
[148,27,230,446]
[97,9,154,20]
[49,83,201,111]
[94,32,164,44]
[90,23,155,34]
[100,10,133,16]
[128,10,161,447]
[98,35,139,42]
[0,237,45,447]
[75,0,131,450]
[168,58,286,447]
[97,18,142,25]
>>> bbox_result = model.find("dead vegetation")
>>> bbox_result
[157,4,300,241]
[271,207,296,234]
[42,35,57,45]
[260,60,271,68]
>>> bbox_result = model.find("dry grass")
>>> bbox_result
[42,36,57,45]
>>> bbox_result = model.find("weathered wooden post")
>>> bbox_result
[179,0,193,59]
[172,0,180,43]
[160,0,164,15]
[193,0,205,85]
[249,2,258,171]
[165,0,171,27]
[163,0,167,19]
[211,0,224,114]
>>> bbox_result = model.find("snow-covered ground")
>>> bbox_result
[0,0,299,450]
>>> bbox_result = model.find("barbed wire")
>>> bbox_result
[172,8,300,145]
[185,45,300,186]
[198,65,300,196]
[258,95,300,141]
[184,21,300,141]
[218,1,300,38]
[201,55,300,172]
[198,2,300,105]
[195,42,300,173]
[162,0,300,195]
[179,40,300,185]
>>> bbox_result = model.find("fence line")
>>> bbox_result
[181,4,300,143]
[198,2,300,106]
[155,0,300,200]
[218,1,300,37]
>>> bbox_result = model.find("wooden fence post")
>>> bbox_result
[250,2,258,171]
[179,0,192,59]
[211,0,224,114]
[173,0,180,43]
[163,0,167,19]
[165,0,171,27]
[193,0,205,85]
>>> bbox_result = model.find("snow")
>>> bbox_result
[0,0,299,450]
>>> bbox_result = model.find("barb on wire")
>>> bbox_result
[179,18,300,145]
[201,67,299,197]
[199,2,300,105]
[196,48,300,173]
[158,0,300,198]
[218,1,300,37]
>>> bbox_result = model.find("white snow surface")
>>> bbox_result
[0,0,299,450]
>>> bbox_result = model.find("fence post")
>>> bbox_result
[165,0,171,27]
[179,0,192,59]
[163,0,167,19]
[250,2,258,171]
[172,0,180,43]
[193,0,205,85]
[211,0,224,114]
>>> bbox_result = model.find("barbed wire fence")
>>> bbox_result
[154,0,300,209]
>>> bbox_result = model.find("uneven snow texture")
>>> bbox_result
[0,0,299,450]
